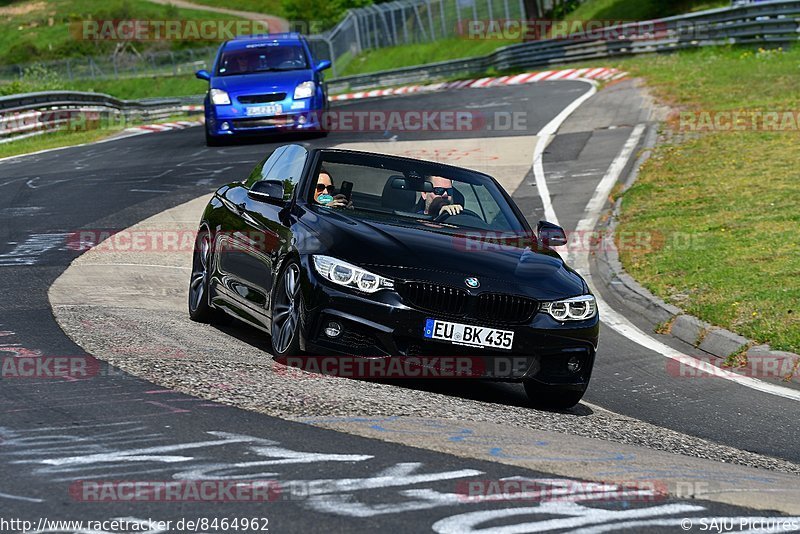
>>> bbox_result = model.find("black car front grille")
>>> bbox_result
[398,282,537,324]
[237,93,287,104]
[397,282,469,316]
[475,293,538,324]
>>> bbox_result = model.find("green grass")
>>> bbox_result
[70,73,205,99]
[337,38,516,77]
[564,0,729,22]
[0,113,194,158]
[0,128,119,159]
[0,0,244,65]
[185,0,284,16]
[612,46,800,353]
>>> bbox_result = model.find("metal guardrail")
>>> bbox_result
[1,0,798,143]
[0,91,200,143]
[328,0,800,92]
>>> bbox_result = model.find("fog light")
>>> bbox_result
[567,356,582,374]
[324,321,342,338]
[297,115,307,125]
[220,122,230,131]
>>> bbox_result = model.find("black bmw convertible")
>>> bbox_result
[188,144,599,408]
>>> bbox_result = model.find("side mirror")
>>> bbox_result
[195,69,211,81]
[537,220,568,247]
[315,60,332,72]
[248,180,286,203]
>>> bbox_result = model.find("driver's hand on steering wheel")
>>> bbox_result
[438,204,463,216]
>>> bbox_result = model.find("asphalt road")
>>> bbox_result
[0,82,797,532]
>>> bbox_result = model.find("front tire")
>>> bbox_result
[523,381,587,410]
[205,127,224,147]
[270,261,303,357]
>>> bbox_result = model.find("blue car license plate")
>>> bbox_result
[246,104,282,117]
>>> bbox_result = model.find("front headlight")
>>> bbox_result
[312,255,394,294]
[294,81,315,99]
[540,295,597,321]
[209,88,231,105]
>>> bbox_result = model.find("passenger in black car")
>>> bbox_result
[314,167,352,209]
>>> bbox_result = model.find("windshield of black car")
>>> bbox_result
[217,44,308,75]
[310,157,524,233]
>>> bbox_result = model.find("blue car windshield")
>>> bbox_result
[217,45,308,75]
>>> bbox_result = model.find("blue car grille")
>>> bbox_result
[231,116,295,129]
[237,93,287,104]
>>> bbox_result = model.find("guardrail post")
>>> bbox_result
[426,0,436,40]
[390,7,399,46]
[326,38,338,77]
[402,6,410,44]
[439,0,447,37]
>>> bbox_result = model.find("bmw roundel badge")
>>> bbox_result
[465,277,480,289]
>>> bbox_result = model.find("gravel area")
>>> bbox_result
[53,304,800,476]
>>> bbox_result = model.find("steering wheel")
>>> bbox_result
[277,60,304,69]
[434,208,482,223]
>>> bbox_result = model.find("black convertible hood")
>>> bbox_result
[299,208,586,300]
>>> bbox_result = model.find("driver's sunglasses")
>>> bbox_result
[432,187,453,196]
[316,184,335,193]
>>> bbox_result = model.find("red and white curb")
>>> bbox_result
[61,68,627,138]
[123,119,203,135]
[330,67,627,102]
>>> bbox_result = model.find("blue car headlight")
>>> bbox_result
[294,81,315,100]
[210,89,231,105]
[312,255,394,293]
[540,295,597,321]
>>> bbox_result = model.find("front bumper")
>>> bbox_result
[206,99,326,136]
[296,257,599,385]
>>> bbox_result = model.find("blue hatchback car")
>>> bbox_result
[196,33,332,146]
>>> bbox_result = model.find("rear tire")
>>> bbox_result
[188,228,214,322]
[523,381,586,410]
[270,261,303,357]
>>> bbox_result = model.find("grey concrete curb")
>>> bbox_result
[593,124,800,367]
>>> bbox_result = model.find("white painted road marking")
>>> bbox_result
[559,124,800,403]
[0,233,69,266]
[532,80,598,225]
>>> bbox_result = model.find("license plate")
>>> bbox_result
[423,318,514,350]
[246,104,281,116]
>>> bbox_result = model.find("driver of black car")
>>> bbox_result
[314,168,352,209]
[418,176,464,217]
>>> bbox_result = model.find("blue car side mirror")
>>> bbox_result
[195,70,211,81]
[315,60,332,72]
